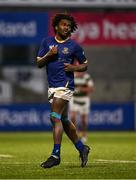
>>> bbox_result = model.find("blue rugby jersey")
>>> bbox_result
[37,36,87,90]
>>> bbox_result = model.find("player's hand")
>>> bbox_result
[64,63,75,72]
[48,45,58,56]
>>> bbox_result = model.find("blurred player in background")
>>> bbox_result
[69,71,94,143]
[36,13,90,168]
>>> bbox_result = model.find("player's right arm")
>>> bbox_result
[37,45,58,68]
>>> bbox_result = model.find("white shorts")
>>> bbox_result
[69,96,90,115]
[48,87,74,103]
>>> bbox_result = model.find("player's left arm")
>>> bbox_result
[64,61,88,72]
[80,80,95,94]
[64,44,88,72]
[77,74,95,94]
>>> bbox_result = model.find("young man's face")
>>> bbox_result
[56,19,71,38]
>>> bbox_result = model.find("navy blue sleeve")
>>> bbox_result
[37,38,49,57]
[74,44,87,64]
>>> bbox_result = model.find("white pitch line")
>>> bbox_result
[0,162,33,165]
[1,159,136,165]
[0,154,13,158]
[95,159,136,163]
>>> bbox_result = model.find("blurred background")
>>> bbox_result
[0,0,136,131]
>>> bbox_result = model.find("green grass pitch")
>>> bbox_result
[0,132,136,179]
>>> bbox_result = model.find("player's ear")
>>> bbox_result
[55,26,58,30]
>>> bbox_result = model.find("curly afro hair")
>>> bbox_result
[52,13,78,34]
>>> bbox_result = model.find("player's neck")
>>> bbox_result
[55,36,70,43]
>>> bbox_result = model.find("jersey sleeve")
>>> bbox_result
[74,44,87,64]
[37,38,49,58]
[85,73,94,87]
[88,79,94,87]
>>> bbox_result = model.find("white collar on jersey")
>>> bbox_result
[55,36,70,43]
